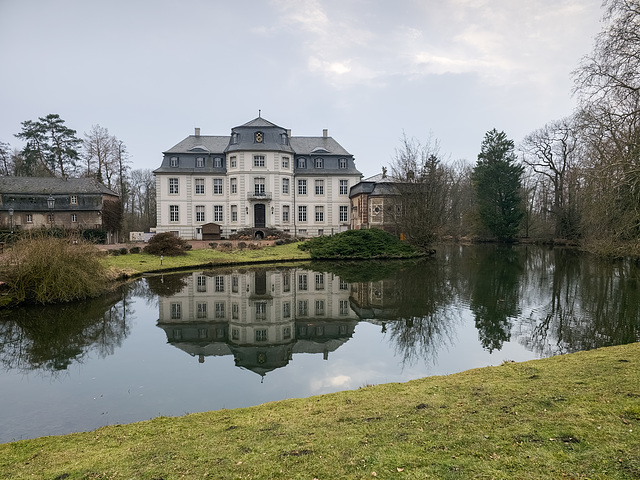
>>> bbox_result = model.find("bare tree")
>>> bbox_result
[521,117,581,238]
[389,132,452,250]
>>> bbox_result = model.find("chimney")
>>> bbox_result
[286,129,291,137]
[195,127,201,137]
[323,129,328,138]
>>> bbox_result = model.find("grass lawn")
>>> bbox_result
[102,242,311,278]
[1,343,638,479]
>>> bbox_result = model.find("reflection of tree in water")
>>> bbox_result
[146,273,189,297]
[465,246,522,353]
[334,258,460,366]
[520,248,640,355]
[0,286,133,374]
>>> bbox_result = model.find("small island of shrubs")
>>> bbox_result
[298,228,424,259]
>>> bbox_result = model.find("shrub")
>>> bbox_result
[143,233,188,256]
[248,243,262,250]
[209,242,218,249]
[185,244,193,251]
[0,237,108,304]
[119,247,128,255]
[275,239,286,246]
[129,246,141,254]
[237,242,247,250]
[109,249,120,256]
[298,228,419,259]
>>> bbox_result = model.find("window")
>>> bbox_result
[255,131,263,143]
[283,326,291,339]
[230,156,237,168]
[298,179,307,195]
[282,157,289,168]
[314,157,323,168]
[298,273,308,291]
[215,275,224,292]
[339,279,349,290]
[213,178,223,195]
[282,205,289,223]
[197,275,207,292]
[315,300,325,316]
[214,205,223,222]
[282,178,289,194]
[230,177,237,194]
[48,213,54,222]
[339,158,347,169]
[232,303,239,319]
[315,180,324,195]
[170,205,179,222]
[232,328,239,340]
[197,302,207,318]
[298,158,306,168]
[283,302,291,318]
[254,177,265,195]
[232,276,239,293]
[255,329,267,342]
[340,205,348,222]
[283,272,290,292]
[339,300,349,315]
[315,206,324,222]
[339,179,349,195]
[215,302,225,319]
[196,205,205,222]
[231,205,238,222]
[254,155,265,167]
[70,195,78,205]
[71,213,77,223]
[214,157,222,168]
[298,205,307,222]
[196,157,204,168]
[170,303,181,319]
[298,300,308,316]
[315,273,324,290]
[256,302,267,320]
[170,156,178,167]
[195,178,205,195]
[231,133,238,144]
[169,178,179,194]
[26,214,33,223]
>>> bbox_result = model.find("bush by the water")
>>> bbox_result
[143,233,189,256]
[298,229,419,259]
[0,237,108,305]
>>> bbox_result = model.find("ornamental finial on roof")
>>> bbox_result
[258,109,261,117]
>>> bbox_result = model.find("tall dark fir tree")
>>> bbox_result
[472,129,524,241]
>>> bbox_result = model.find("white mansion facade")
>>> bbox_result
[154,116,362,239]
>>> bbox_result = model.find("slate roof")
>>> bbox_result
[0,177,118,196]
[163,136,230,155]
[290,136,351,156]
[238,117,283,129]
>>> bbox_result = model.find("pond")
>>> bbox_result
[0,244,638,443]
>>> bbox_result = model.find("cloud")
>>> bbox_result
[267,0,601,89]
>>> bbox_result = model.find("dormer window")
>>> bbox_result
[298,158,306,168]
[70,195,78,205]
[255,131,264,143]
[231,132,238,144]
[314,157,323,168]
[281,133,289,145]
[339,158,347,169]
[170,156,179,167]
[196,157,205,168]
[214,157,222,168]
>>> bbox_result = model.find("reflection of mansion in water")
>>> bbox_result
[157,268,358,377]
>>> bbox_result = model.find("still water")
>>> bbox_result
[1,244,638,443]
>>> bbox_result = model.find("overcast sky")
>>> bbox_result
[0,0,604,178]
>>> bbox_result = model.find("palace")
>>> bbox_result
[154,116,362,239]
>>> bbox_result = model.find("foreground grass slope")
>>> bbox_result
[2,343,638,479]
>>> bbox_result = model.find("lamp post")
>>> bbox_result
[47,195,55,227]
[8,208,13,234]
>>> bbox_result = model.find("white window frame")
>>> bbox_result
[169,205,179,222]
[339,179,349,195]
[339,205,348,222]
[195,205,205,222]
[315,206,324,222]
[213,178,223,195]
[195,178,205,195]
[253,155,265,167]
[282,178,289,194]
[298,179,307,195]
[315,180,324,195]
[214,205,223,222]
[298,205,307,222]
[169,178,179,195]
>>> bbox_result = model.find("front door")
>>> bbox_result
[254,203,266,228]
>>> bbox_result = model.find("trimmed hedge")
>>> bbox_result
[298,228,419,259]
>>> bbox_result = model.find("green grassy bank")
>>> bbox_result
[102,242,312,279]
[1,343,638,479]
